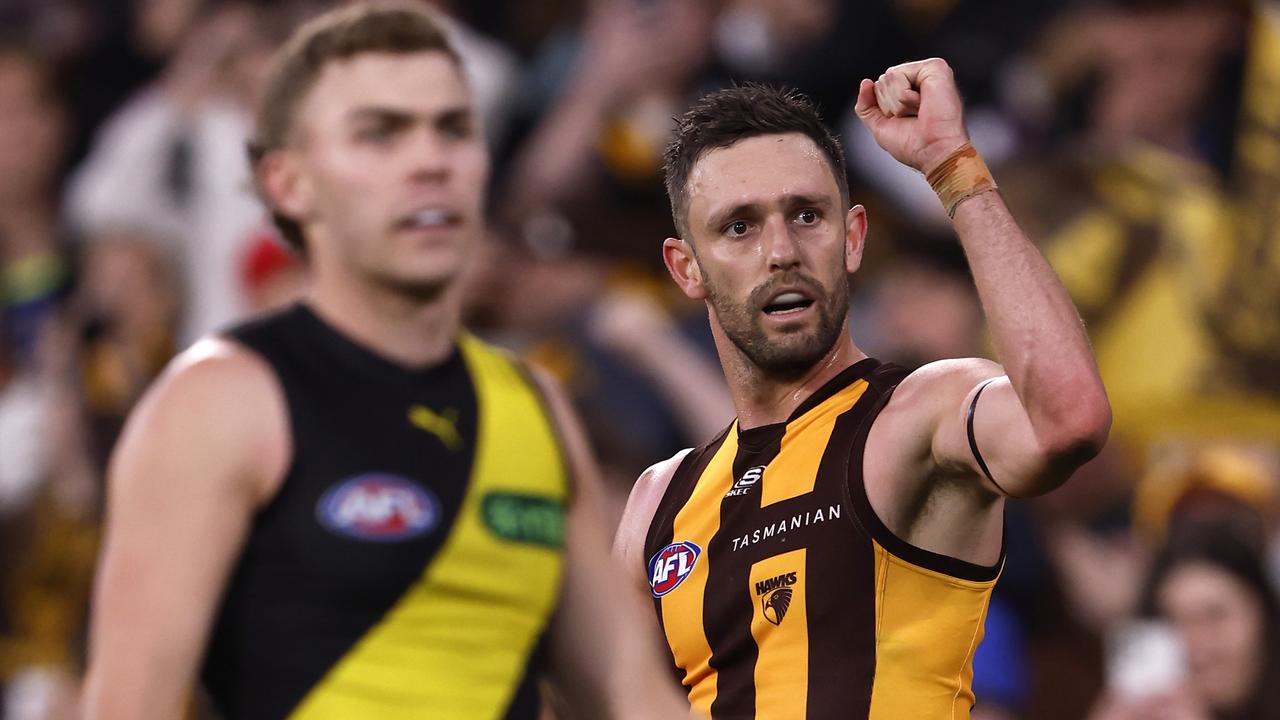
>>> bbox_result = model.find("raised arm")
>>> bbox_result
[528,370,691,719]
[82,341,288,719]
[855,58,1111,500]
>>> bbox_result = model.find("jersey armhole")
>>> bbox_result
[210,334,297,508]
[842,377,1004,584]
[640,425,732,571]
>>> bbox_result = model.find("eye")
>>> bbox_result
[724,220,750,238]
[796,208,819,225]
[355,123,394,144]
[439,115,474,140]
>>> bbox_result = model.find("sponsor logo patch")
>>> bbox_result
[649,541,702,597]
[317,474,440,542]
[731,504,842,552]
[726,465,766,497]
[482,492,565,548]
[756,571,798,625]
[407,404,464,451]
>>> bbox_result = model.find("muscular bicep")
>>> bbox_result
[83,343,288,719]
[926,360,1074,498]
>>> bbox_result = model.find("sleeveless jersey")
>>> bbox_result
[204,304,569,719]
[644,359,1002,719]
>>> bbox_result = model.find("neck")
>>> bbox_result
[715,323,866,430]
[307,262,462,369]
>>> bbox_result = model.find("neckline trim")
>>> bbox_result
[294,302,463,380]
[735,358,880,446]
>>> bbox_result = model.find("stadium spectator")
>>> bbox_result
[1090,519,1280,720]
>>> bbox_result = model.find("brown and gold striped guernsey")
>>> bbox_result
[644,359,1003,719]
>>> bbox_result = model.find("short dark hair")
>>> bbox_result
[249,1,462,250]
[663,84,849,237]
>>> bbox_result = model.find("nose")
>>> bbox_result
[406,128,451,184]
[764,214,801,271]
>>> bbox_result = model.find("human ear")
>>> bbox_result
[258,149,315,224]
[662,237,707,300]
[844,205,868,274]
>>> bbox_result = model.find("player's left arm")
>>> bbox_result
[856,59,1111,498]
[527,368,694,719]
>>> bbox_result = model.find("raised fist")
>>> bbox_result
[854,58,971,176]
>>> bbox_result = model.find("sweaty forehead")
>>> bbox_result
[686,133,842,226]
[299,51,471,127]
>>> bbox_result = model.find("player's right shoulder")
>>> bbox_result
[634,450,692,500]
[613,449,693,574]
[139,337,282,420]
[114,337,290,503]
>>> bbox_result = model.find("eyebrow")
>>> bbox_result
[704,193,835,231]
[345,104,472,126]
[434,106,472,129]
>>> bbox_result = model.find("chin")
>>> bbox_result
[765,322,832,352]
[370,264,459,300]
[746,336,835,378]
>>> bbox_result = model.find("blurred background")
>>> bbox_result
[0,0,1278,718]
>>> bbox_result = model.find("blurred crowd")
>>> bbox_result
[0,0,1278,718]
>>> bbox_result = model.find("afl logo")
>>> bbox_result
[317,474,440,542]
[648,541,702,598]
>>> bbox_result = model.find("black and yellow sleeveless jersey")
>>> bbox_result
[644,359,1002,719]
[206,304,569,719]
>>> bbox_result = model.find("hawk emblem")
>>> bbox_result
[762,587,793,625]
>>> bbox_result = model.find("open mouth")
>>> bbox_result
[763,291,815,316]
[398,208,461,232]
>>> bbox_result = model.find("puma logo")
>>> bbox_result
[407,404,463,451]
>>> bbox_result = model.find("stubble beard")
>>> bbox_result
[705,269,850,382]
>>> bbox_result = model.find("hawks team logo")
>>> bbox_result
[317,474,440,542]
[649,541,702,597]
[762,589,793,626]
[756,571,798,625]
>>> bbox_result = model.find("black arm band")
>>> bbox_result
[966,378,1014,497]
